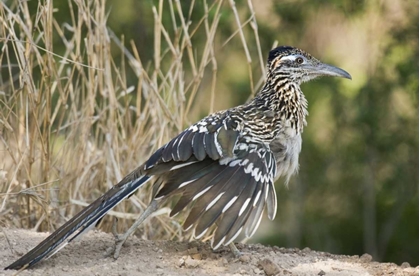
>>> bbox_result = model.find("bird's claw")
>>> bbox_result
[104,218,128,259]
[229,243,242,258]
[112,236,126,259]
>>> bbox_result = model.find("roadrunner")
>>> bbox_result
[5,46,351,270]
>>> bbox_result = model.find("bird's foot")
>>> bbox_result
[105,201,159,259]
[112,234,127,259]
[229,243,242,258]
[104,218,129,259]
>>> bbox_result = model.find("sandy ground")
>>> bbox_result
[0,229,417,276]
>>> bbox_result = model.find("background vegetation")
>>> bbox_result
[0,0,418,267]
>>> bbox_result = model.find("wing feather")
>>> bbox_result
[154,158,214,198]
[192,132,207,161]
[169,162,233,217]
[177,130,195,161]
[204,132,221,160]
[244,182,265,237]
[184,164,243,233]
[211,171,253,248]
[222,179,259,245]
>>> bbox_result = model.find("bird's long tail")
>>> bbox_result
[5,175,151,270]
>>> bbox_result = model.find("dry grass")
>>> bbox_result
[0,0,266,243]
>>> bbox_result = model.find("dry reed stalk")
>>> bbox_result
[0,0,264,243]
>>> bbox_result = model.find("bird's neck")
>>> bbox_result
[255,75,308,134]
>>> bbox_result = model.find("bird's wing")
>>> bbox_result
[143,111,240,172]
[143,112,278,249]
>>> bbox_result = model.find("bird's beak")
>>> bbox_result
[311,63,352,80]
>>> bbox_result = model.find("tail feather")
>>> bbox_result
[5,175,151,270]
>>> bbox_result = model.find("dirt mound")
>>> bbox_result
[1,229,417,276]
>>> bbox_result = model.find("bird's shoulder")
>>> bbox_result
[143,108,277,171]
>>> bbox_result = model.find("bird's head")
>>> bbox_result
[267,46,351,84]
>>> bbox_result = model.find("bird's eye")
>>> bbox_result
[296,57,304,64]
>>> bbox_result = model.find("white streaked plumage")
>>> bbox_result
[192,185,212,201]
[222,196,238,213]
[205,192,225,211]
[238,198,251,217]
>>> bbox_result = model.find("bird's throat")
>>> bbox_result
[257,80,308,135]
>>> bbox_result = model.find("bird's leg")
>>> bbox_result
[228,242,242,257]
[106,200,159,259]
